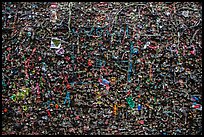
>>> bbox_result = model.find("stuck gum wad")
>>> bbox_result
[11,88,30,101]
[111,77,116,82]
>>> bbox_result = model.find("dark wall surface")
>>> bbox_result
[2,2,202,135]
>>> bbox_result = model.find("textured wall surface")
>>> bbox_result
[2,2,202,135]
